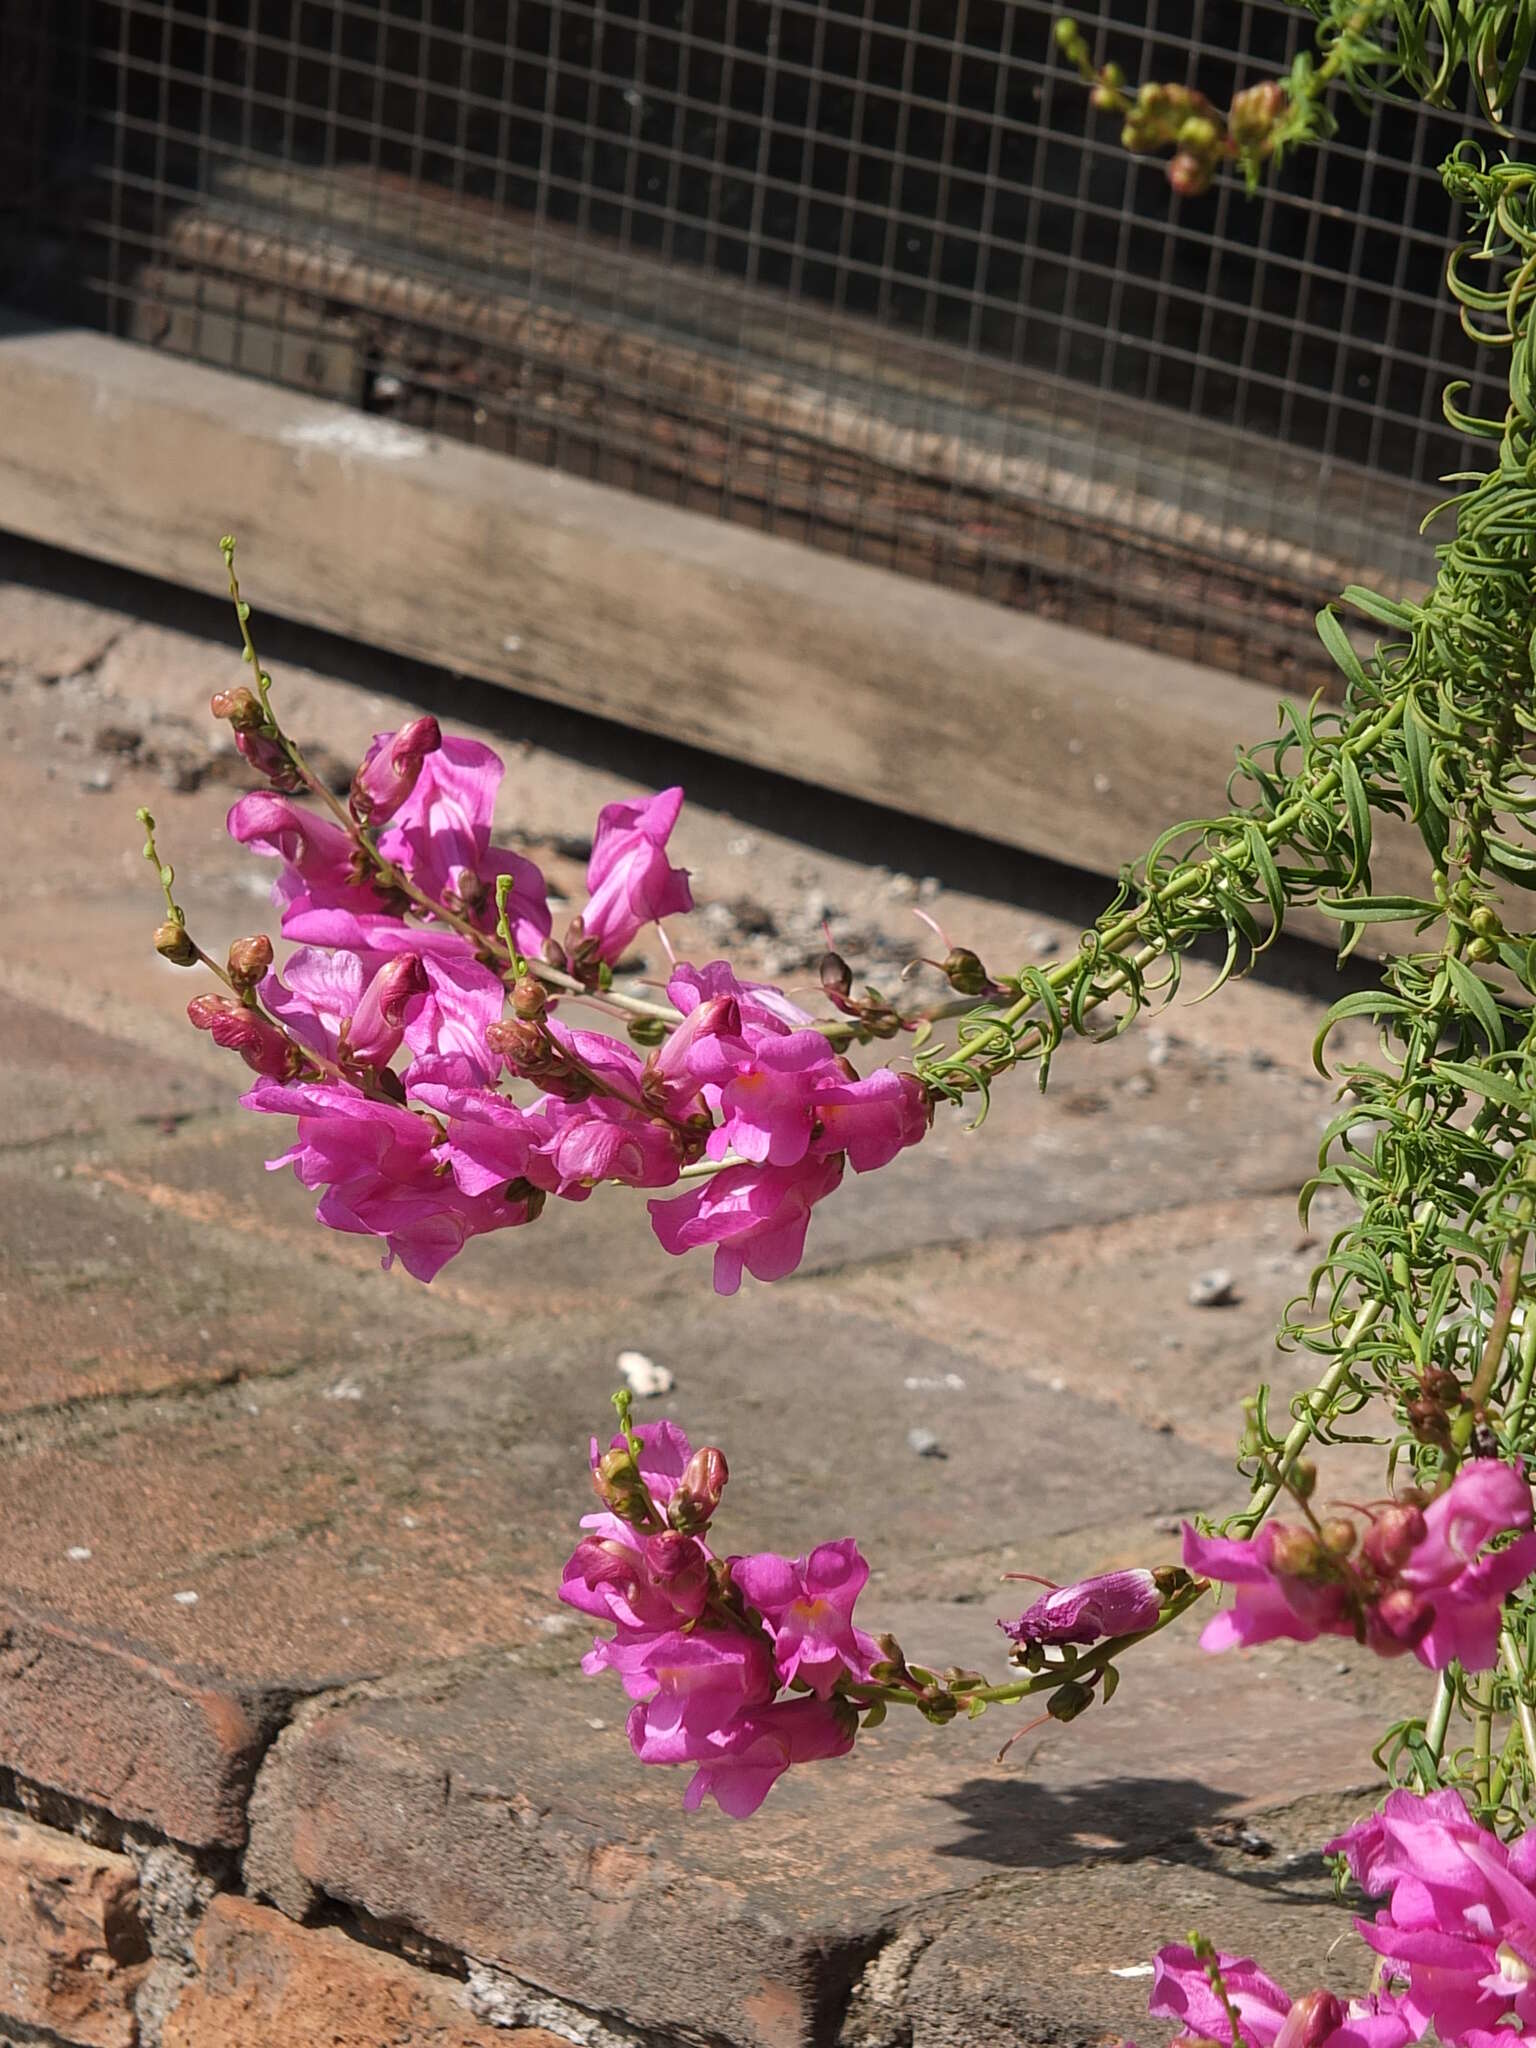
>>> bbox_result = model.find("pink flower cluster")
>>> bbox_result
[1133,1790,1536,2048]
[1183,1461,1536,1673]
[1141,1945,1412,2048]
[1329,1787,1536,2045]
[561,1421,880,1815]
[197,718,927,1286]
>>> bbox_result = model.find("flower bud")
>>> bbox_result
[1362,1503,1427,1575]
[187,993,295,1078]
[486,1016,550,1067]
[591,1444,651,1524]
[349,715,442,826]
[941,947,994,996]
[627,1015,670,1048]
[644,1531,710,1616]
[1289,1458,1318,1501]
[668,1445,729,1532]
[1468,936,1497,963]
[1470,904,1503,937]
[1167,149,1213,197]
[1373,1585,1434,1651]
[511,976,547,1021]
[226,933,274,990]
[210,685,263,732]
[1262,1524,1322,1579]
[820,951,854,1004]
[1177,114,1221,152]
[1228,79,1287,150]
[1319,1517,1357,1559]
[1277,1990,1345,2048]
[1046,1680,1096,1723]
[154,920,199,967]
[1420,1366,1463,1406]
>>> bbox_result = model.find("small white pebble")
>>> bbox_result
[66,1546,92,1563]
[324,1376,364,1402]
[617,1349,674,1397]
[1111,1964,1155,1979]
[1047,1375,1066,1393]
[1092,772,1112,795]
[902,1372,966,1391]
[172,1590,199,1606]
[501,633,523,654]
[907,1427,945,1458]
[401,1513,419,1529]
[586,1716,606,1731]
[1189,1268,1238,1309]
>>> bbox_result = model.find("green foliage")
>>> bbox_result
[915,146,1536,1823]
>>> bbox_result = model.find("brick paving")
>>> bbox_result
[0,549,1417,2045]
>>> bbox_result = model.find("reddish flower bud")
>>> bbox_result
[1373,1585,1434,1652]
[349,716,442,825]
[1277,1990,1345,2048]
[1320,1517,1358,1559]
[226,933,275,991]
[820,951,854,1003]
[1362,1503,1427,1575]
[1167,149,1213,197]
[210,685,263,732]
[511,976,548,1021]
[345,953,428,1066]
[187,994,295,1078]
[668,1445,729,1532]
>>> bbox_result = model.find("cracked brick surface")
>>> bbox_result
[0,553,1417,2043]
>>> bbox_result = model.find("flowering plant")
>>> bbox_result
[134,3,1536,2037]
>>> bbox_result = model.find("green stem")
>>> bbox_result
[1502,1628,1536,1793]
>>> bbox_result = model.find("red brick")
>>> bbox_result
[0,1809,149,2048]
[163,1895,565,2048]
[0,1601,278,1850]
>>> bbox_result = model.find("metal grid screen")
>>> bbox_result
[10,0,1530,691]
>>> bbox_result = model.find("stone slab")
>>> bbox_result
[0,1808,149,2048]
[163,1894,564,2048]
[243,1641,1409,2048]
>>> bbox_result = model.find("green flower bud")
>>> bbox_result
[154,919,199,968]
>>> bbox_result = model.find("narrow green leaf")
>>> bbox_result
[1337,751,1372,888]
[1339,585,1416,629]
[1431,1059,1529,1109]
[1444,957,1507,1052]
[1316,894,1441,924]
[1315,607,1369,690]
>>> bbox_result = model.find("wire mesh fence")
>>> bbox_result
[9,0,1529,695]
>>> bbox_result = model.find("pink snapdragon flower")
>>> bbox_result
[691,1025,842,1167]
[1001,1568,1164,1648]
[187,993,296,1078]
[732,1541,881,1695]
[533,1095,684,1194]
[260,947,427,1071]
[1326,1788,1536,2044]
[810,1066,931,1171]
[243,1075,536,1280]
[1147,1946,1413,2048]
[648,1154,844,1294]
[677,1695,857,1818]
[403,1071,551,1201]
[667,959,814,1036]
[227,792,381,916]
[578,787,693,964]
[376,735,551,953]
[350,716,442,825]
[1183,1461,1536,1672]
[566,1421,871,1815]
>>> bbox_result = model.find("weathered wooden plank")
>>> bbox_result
[0,320,1425,931]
